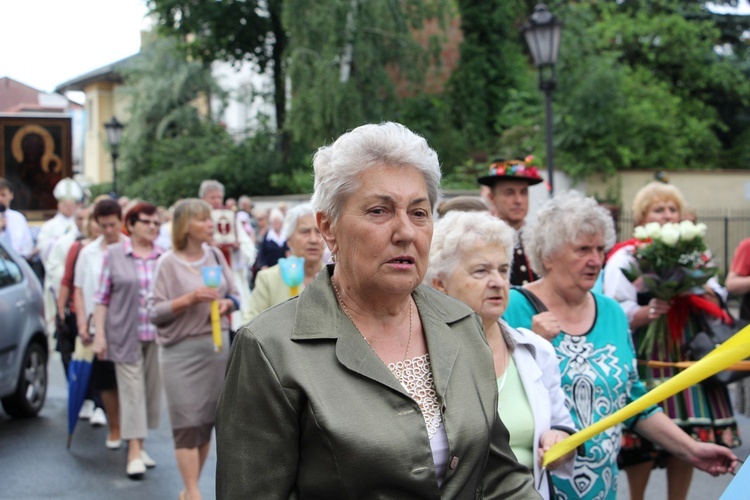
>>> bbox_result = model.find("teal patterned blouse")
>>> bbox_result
[503,289,661,500]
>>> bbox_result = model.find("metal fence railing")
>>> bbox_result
[616,209,750,278]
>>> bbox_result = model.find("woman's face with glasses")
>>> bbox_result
[129,214,161,243]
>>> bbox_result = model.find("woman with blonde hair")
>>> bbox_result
[603,182,739,500]
[149,198,238,500]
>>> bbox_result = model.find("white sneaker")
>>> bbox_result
[106,438,122,450]
[127,458,146,480]
[78,400,95,420]
[141,450,156,468]
[90,407,107,427]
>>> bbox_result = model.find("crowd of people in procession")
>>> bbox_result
[0,120,749,499]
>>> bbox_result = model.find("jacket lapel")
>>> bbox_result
[290,266,406,395]
[290,268,477,398]
[413,287,472,402]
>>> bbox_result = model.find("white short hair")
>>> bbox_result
[199,179,224,198]
[310,122,441,223]
[282,203,314,237]
[425,211,515,285]
[523,190,616,277]
[268,208,284,224]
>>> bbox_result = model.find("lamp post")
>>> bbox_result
[103,116,125,197]
[521,4,562,195]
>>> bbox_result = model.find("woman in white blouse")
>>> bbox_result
[427,209,576,498]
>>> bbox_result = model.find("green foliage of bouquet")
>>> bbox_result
[621,220,716,356]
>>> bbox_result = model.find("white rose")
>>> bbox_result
[679,220,699,241]
[644,222,661,239]
[633,226,649,240]
[697,222,707,237]
[660,223,680,246]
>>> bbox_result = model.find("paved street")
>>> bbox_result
[0,352,217,500]
[1,352,748,499]
[615,383,750,500]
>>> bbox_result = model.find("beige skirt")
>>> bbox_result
[159,332,229,448]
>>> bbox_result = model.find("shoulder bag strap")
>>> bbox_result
[210,246,221,265]
[512,285,548,314]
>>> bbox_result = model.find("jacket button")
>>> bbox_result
[450,456,459,469]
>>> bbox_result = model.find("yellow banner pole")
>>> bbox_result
[542,324,750,467]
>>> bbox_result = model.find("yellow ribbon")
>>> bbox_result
[542,323,750,467]
[211,300,222,353]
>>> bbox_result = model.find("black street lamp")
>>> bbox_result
[521,4,562,195]
[103,116,125,197]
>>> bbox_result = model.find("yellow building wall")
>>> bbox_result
[586,170,750,212]
[82,81,129,186]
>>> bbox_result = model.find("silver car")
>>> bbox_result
[0,239,48,417]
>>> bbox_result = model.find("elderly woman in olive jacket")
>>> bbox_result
[215,122,539,499]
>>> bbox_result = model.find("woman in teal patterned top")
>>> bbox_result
[503,191,738,500]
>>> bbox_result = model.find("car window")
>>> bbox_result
[0,246,23,287]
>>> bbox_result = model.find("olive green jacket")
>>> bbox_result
[216,266,539,499]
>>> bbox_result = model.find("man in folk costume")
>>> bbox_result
[199,180,255,327]
[477,157,545,286]
[37,178,83,336]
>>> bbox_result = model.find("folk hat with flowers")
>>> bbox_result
[477,156,543,187]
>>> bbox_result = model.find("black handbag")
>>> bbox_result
[54,308,78,355]
[686,308,750,385]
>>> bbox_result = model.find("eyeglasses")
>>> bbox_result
[136,219,161,227]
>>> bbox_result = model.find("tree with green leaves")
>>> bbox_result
[446,0,529,158]
[283,0,452,150]
[116,34,301,205]
[147,0,288,151]
[495,0,750,181]
[117,34,231,200]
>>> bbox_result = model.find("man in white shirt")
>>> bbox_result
[199,180,255,327]
[37,178,83,335]
[0,178,34,258]
[73,198,126,449]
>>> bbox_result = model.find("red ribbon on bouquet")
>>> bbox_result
[666,294,733,343]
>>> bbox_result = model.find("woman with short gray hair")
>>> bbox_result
[427,210,576,499]
[247,203,326,321]
[311,121,442,223]
[254,207,287,271]
[217,122,538,498]
[522,190,616,279]
[503,191,738,499]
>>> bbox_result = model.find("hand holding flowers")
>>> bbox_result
[622,220,717,356]
[623,220,712,301]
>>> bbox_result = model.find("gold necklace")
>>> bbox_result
[331,276,413,363]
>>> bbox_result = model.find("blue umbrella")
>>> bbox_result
[67,337,95,448]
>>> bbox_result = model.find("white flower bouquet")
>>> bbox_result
[622,220,717,355]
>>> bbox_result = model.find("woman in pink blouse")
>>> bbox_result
[93,202,164,480]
